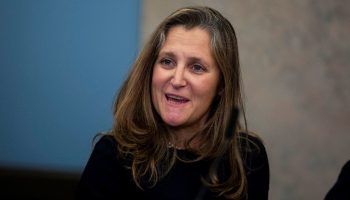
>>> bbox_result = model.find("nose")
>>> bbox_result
[170,67,186,88]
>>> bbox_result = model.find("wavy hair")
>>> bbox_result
[112,6,252,199]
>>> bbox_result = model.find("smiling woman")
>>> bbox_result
[151,26,221,142]
[77,6,269,200]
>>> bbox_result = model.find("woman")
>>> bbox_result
[77,6,269,200]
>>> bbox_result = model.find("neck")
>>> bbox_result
[167,142,186,150]
[168,130,202,150]
[167,122,204,150]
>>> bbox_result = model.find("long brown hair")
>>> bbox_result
[112,6,251,199]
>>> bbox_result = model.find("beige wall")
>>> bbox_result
[141,0,350,199]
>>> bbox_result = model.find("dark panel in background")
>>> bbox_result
[0,166,80,199]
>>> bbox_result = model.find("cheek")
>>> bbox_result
[152,66,171,92]
[151,67,164,105]
[151,69,162,94]
[195,78,219,100]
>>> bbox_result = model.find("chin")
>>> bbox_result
[164,120,183,127]
[163,117,185,127]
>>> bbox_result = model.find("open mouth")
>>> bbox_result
[165,94,189,104]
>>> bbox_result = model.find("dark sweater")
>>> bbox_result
[77,134,269,200]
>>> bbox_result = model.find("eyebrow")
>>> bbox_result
[158,51,211,67]
[158,51,176,59]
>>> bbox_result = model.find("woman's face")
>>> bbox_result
[151,26,220,134]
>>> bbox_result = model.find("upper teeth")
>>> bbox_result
[168,95,184,100]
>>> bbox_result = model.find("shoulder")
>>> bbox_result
[77,134,130,199]
[238,132,270,199]
[325,159,350,200]
[83,134,118,160]
[93,134,118,151]
[81,134,120,171]
[79,134,123,176]
[237,131,269,174]
[91,134,133,167]
[237,132,266,156]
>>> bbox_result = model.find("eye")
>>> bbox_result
[190,63,207,73]
[159,58,175,68]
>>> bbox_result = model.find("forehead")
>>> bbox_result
[160,26,213,58]
[164,25,211,44]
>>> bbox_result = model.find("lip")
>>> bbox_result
[165,93,190,104]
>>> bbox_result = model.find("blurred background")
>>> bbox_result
[1,0,349,199]
[0,0,140,199]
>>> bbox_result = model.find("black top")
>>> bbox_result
[77,134,269,200]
